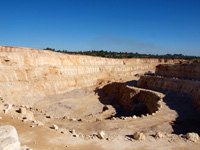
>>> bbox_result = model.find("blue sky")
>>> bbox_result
[0,0,200,56]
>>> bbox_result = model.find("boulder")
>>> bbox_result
[0,125,20,150]
[4,103,12,110]
[78,118,85,122]
[3,109,8,114]
[19,108,26,115]
[97,131,105,139]
[36,121,44,127]
[186,132,199,143]
[133,132,145,141]
[70,129,76,135]
[51,124,59,130]
[63,116,69,120]
[155,132,165,138]
[111,117,116,120]
[132,115,137,119]
[69,118,76,121]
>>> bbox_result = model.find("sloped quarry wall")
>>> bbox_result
[137,76,200,111]
[156,63,200,80]
[0,46,179,106]
[102,83,161,116]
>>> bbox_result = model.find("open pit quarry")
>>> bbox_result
[0,46,200,150]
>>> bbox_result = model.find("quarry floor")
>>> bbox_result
[1,77,200,150]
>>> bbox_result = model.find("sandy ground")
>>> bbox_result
[0,77,200,150]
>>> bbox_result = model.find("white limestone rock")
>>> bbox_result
[4,103,12,110]
[155,132,165,138]
[51,124,59,130]
[133,132,145,141]
[186,132,199,143]
[132,115,137,119]
[97,131,105,139]
[0,125,21,150]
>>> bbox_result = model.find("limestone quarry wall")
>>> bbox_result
[102,83,161,115]
[155,63,200,80]
[137,76,200,111]
[0,46,179,106]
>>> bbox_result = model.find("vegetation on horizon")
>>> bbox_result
[43,47,200,60]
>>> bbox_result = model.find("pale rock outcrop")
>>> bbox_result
[186,132,199,143]
[0,125,20,150]
[133,132,145,141]
[137,75,200,111]
[102,83,161,115]
[0,46,179,106]
[155,63,200,80]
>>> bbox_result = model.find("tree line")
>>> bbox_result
[43,47,200,60]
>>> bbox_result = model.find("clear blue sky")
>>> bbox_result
[0,0,200,56]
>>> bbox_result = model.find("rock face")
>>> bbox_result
[137,75,200,111]
[0,125,20,150]
[0,46,179,106]
[156,63,200,80]
[102,83,161,116]
[186,132,199,143]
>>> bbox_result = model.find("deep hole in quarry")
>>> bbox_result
[96,82,161,117]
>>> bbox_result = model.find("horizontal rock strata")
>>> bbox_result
[137,75,200,111]
[0,46,179,106]
[102,83,161,116]
[155,63,200,80]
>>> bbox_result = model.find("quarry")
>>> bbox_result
[0,45,200,150]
